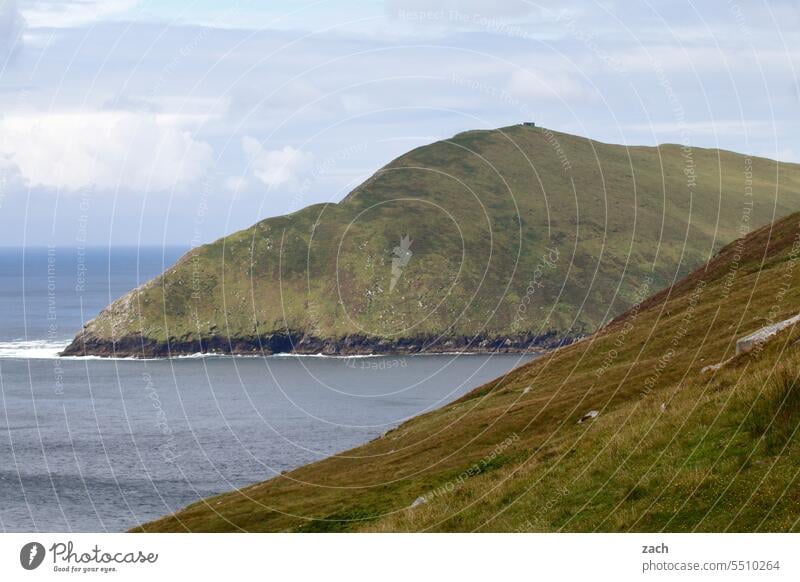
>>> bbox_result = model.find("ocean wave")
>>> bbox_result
[0,342,522,362]
[0,340,70,360]
[268,352,386,359]
[0,342,252,361]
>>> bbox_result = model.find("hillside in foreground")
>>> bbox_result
[138,209,800,532]
[64,125,800,357]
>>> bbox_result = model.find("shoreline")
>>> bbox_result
[60,330,576,359]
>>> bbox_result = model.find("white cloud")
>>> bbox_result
[506,70,594,102]
[20,0,140,29]
[340,94,373,115]
[0,153,22,188]
[624,120,771,136]
[0,111,213,191]
[106,94,231,128]
[241,137,313,190]
[611,46,729,72]
[0,0,25,56]
[386,0,535,19]
[224,175,248,193]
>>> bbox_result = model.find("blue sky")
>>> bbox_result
[0,0,798,246]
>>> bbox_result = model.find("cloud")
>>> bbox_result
[105,94,231,128]
[0,111,213,192]
[340,94,373,115]
[0,152,22,188]
[224,175,249,193]
[0,0,25,57]
[20,0,140,29]
[241,137,313,190]
[611,46,730,73]
[386,0,536,19]
[624,120,771,136]
[506,70,595,102]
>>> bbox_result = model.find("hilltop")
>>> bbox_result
[137,209,800,532]
[63,125,800,357]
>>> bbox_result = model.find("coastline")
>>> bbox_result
[60,330,576,359]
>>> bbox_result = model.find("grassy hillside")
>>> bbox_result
[137,210,800,532]
[64,125,800,356]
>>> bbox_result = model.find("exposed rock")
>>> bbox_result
[701,361,726,374]
[736,314,800,355]
[61,330,569,359]
[410,496,427,508]
[578,410,599,424]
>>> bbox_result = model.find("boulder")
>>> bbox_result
[701,361,725,374]
[410,496,427,508]
[736,314,800,355]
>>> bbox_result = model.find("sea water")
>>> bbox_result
[0,248,535,531]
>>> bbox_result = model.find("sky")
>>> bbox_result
[0,0,797,247]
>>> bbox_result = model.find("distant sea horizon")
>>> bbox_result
[0,245,188,356]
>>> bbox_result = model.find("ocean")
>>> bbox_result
[0,247,535,532]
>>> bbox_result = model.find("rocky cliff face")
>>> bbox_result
[60,329,574,358]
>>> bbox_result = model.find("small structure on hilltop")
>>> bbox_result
[522,121,536,127]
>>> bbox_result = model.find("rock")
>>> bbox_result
[410,496,427,508]
[578,410,599,424]
[522,386,532,395]
[61,330,571,358]
[736,314,800,355]
[701,361,725,373]
[660,403,667,412]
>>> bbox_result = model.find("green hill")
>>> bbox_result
[137,209,800,532]
[63,125,800,357]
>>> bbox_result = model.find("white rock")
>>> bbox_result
[736,314,800,355]
[701,362,724,373]
[410,496,427,508]
[578,410,599,424]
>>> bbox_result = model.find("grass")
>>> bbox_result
[746,366,800,455]
[296,508,381,533]
[67,125,800,355]
[135,210,800,533]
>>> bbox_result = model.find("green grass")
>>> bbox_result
[135,211,800,532]
[296,508,381,533]
[67,125,800,355]
[746,367,800,455]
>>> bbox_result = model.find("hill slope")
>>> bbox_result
[138,209,800,532]
[64,125,800,357]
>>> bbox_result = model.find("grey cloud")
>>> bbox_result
[0,0,25,58]
[0,7,798,245]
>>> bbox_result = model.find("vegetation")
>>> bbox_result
[65,125,800,356]
[137,210,800,532]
